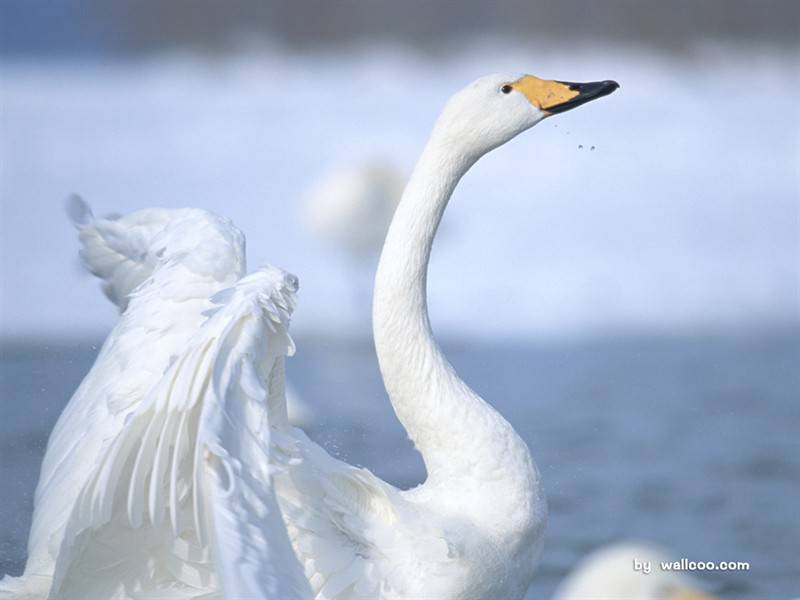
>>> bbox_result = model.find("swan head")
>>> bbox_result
[434,73,618,159]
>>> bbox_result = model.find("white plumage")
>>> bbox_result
[51,267,310,600]
[2,73,618,600]
[66,196,317,431]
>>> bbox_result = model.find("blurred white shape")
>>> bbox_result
[553,542,717,600]
[303,161,405,261]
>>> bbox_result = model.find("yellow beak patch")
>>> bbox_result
[511,75,580,113]
[510,75,619,115]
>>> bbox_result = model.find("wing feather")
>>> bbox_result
[49,266,312,600]
[67,197,246,311]
[67,196,159,309]
[5,203,248,599]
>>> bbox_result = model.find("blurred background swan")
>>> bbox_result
[1,1,798,598]
[303,161,404,265]
[553,542,716,600]
[303,161,404,316]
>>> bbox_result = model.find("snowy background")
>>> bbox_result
[2,43,798,339]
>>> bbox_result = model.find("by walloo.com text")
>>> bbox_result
[633,558,750,574]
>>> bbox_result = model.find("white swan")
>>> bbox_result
[552,542,718,600]
[303,161,405,317]
[303,161,405,262]
[1,72,618,600]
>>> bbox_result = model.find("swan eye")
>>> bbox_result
[501,84,513,94]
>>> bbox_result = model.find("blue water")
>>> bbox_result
[1,331,798,598]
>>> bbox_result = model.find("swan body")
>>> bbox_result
[1,73,617,600]
[553,542,717,600]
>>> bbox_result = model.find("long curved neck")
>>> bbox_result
[373,133,531,489]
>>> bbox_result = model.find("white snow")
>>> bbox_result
[1,42,798,339]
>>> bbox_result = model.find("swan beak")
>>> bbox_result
[511,76,619,115]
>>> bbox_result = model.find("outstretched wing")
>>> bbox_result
[67,195,163,310]
[17,204,246,593]
[67,196,245,311]
[49,267,312,600]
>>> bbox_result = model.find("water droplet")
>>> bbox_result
[590,145,596,151]
[578,144,583,149]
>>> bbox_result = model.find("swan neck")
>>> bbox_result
[373,134,525,484]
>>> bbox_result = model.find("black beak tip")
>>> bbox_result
[588,80,620,102]
[547,78,620,114]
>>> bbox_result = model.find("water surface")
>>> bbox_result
[1,331,797,598]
